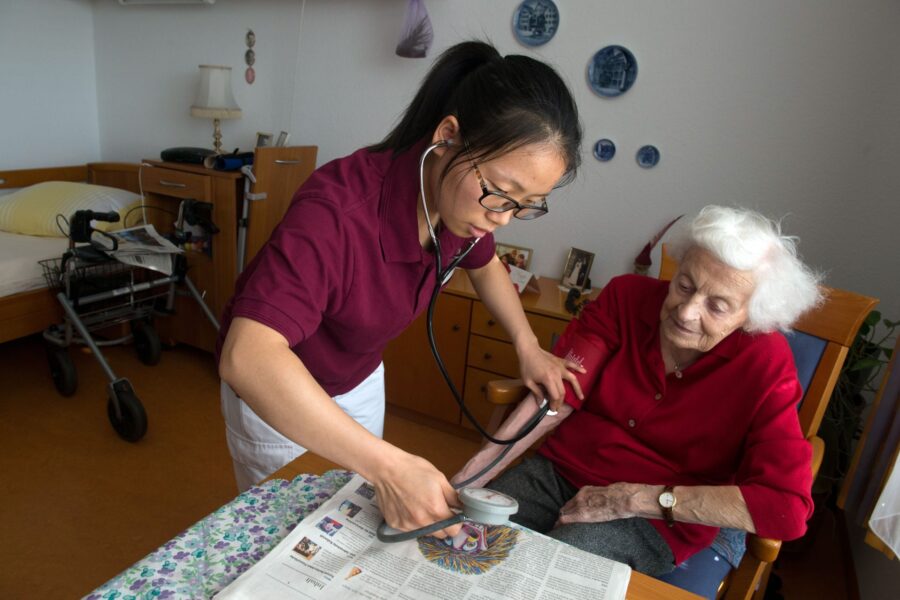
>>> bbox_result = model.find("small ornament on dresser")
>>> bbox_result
[633,215,683,276]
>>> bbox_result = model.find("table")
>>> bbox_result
[86,453,700,600]
[268,454,702,600]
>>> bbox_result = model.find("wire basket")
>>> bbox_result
[40,255,136,295]
[39,254,172,319]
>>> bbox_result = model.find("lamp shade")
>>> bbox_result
[190,65,241,119]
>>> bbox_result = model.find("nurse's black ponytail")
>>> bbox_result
[370,40,582,184]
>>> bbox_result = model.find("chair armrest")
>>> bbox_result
[810,435,824,478]
[745,534,782,564]
[722,535,782,600]
[486,379,529,405]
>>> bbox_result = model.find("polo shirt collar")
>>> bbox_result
[637,279,742,361]
[379,139,429,264]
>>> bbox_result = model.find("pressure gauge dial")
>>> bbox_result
[458,488,519,525]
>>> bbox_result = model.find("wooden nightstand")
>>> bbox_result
[140,146,317,351]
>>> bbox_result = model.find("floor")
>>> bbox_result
[0,333,857,599]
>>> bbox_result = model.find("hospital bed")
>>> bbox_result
[0,163,141,344]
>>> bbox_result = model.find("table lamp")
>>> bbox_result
[190,64,241,154]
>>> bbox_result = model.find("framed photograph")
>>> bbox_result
[496,243,533,271]
[560,247,595,291]
[256,132,274,148]
[275,130,290,147]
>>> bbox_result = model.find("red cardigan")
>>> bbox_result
[539,275,814,565]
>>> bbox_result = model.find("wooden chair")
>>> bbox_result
[484,245,877,599]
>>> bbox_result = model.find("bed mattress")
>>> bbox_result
[0,231,69,297]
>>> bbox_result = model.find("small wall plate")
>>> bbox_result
[512,0,559,47]
[587,45,638,97]
[636,145,660,168]
[593,138,616,162]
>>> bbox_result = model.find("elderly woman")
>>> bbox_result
[452,205,823,582]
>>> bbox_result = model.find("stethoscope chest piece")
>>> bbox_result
[458,487,519,525]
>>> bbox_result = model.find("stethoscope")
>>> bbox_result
[376,141,555,543]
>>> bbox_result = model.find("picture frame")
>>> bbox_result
[560,247,594,291]
[496,242,533,271]
[275,130,290,147]
[256,132,274,148]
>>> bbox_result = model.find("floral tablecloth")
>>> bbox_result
[85,470,353,600]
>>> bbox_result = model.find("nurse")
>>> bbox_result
[217,40,584,537]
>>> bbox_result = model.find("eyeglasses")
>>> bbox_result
[471,162,549,221]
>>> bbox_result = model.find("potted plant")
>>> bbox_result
[817,310,897,495]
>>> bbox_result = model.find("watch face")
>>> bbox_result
[659,492,676,508]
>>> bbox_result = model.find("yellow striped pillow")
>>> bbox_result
[0,181,142,237]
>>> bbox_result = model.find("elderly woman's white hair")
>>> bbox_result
[667,205,823,333]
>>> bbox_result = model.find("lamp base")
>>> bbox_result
[212,118,223,155]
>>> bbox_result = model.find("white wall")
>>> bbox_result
[0,0,100,169]
[87,0,900,321]
[91,0,304,161]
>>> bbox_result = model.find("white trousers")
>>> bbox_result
[220,363,385,491]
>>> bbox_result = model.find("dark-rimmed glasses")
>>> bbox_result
[471,162,549,221]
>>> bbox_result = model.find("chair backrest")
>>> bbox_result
[658,244,878,439]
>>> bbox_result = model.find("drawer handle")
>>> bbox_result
[159,180,188,189]
[0,178,6,185]
[483,353,492,360]
[487,319,496,326]
[480,385,487,393]
[275,159,301,165]
[451,324,460,332]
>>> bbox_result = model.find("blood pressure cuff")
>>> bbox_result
[551,325,611,410]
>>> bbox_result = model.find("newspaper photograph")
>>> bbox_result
[216,474,631,600]
[105,224,182,275]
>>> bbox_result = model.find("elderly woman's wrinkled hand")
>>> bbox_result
[555,483,639,526]
[517,343,585,411]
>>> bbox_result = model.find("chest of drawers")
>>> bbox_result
[383,272,597,434]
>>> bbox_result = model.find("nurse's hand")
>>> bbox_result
[516,341,585,412]
[370,449,463,539]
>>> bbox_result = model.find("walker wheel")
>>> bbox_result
[107,381,148,442]
[132,320,161,366]
[47,346,78,397]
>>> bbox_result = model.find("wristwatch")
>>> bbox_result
[658,485,677,527]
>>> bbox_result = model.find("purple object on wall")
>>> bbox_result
[396,0,434,58]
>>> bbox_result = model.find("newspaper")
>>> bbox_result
[104,224,183,275]
[216,474,631,600]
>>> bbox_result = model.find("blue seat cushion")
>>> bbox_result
[783,330,827,397]
[657,546,733,600]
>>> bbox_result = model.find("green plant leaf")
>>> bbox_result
[864,310,882,326]
[848,357,882,371]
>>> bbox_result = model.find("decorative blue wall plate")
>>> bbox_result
[636,145,660,168]
[587,45,638,97]
[593,139,616,162]
[512,0,559,47]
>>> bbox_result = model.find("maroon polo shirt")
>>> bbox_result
[216,140,495,396]
[541,275,814,565]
